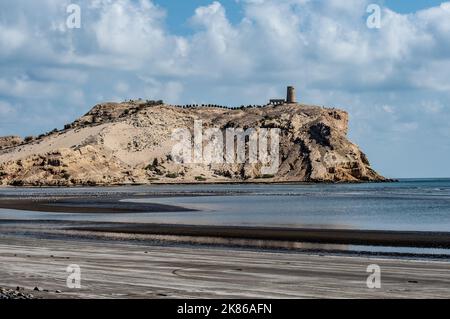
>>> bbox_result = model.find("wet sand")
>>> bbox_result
[0,235,449,299]
[0,198,195,214]
[71,223,450,249]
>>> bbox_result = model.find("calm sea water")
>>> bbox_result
[0,179,450,232]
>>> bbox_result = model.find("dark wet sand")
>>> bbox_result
[0,198,195,213]
[71,223,450,249]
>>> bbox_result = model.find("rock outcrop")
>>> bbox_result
[0,101,388,186]
[0,136,23,150]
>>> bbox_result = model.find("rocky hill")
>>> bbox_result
[0,100,387,186]
[0,136,23,150]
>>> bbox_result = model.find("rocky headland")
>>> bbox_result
[0,100,388,186]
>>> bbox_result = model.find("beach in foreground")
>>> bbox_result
[1,181,449,298]
[1,235,450,299]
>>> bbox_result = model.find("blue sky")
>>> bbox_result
[384,0,446,13]
[153,0,243,34]
[1,0,450,178]
[154,1,448,33]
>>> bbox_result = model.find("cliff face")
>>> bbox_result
[0,101,387,186]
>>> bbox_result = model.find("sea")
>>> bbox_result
[1,178,449,256]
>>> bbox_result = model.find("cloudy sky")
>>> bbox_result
[0,0,449,178]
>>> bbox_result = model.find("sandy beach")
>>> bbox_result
[0,234,449,299]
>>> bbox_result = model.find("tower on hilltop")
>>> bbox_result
[286,86,296,104]
[268,86,298,105]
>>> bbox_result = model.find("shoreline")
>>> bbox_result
[70,223,450,249]
[2,217,450,251]
[0,193,449,251]
[1,219,449,260]
[0,179,398,188]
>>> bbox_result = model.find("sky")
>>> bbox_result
[0,0,449,178]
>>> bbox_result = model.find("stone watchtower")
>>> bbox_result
[286,86,296,104]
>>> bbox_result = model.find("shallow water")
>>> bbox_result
[1,179,450,232]
[1,179,450,256]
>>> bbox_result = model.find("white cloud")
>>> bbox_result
[0,26,27,56]
[0,76,59,99]
[93,0,167,56]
